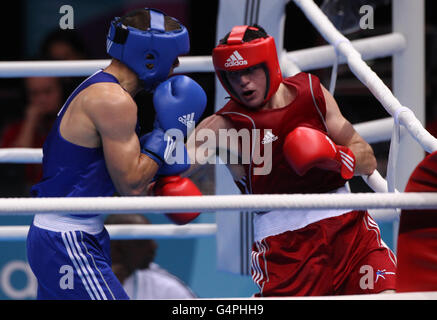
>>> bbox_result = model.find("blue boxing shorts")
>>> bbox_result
[26,220,129,300]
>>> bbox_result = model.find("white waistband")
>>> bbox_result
[33,214,104,235]
[253,186,353,242]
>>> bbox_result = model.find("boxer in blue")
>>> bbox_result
[26,8,206,300]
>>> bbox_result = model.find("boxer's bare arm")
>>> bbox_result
[60,83,158,196]
[322,85,377,176]
[183,114,244,181]
[183,114,226,177]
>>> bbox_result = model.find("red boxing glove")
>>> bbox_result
[154,176,202,225]
[283,126,355,179]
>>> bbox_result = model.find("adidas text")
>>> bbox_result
[225,51,248,68]
[225,60,248,68]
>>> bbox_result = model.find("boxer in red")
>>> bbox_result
[396,151,437,292]
[185,25,396,296]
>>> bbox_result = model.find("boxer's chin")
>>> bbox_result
[240,90,264,109]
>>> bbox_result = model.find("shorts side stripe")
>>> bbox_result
[61,232,95,300]
[252,240,269,296]
[261,239,270,285]
[79,231,116,300]
[363,214,397,267]
[252,250,263,284]
[71,231,108,300]
[251,242,264,289]
[65,232,102,300]
[366,214,397,266]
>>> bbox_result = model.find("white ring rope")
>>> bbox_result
[0,210,403,241]
[293,0,437,154]
[0,57,213,78]
[386,108,415,194]
[0,193,434,216]
[361,169,398,193]
[0,148,43,163]
[0,7,425,197]
[0,3,433,302]
[0,117,395,164]
[0,223,217,241]
[0,2,433,243]
[353,117,393,144]
[0,33,404,78]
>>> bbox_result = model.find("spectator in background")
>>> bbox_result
[40,29,87,60]
[0,76,63,190]
[105,214,197,300]
[40,29,89,95]
[0,29,89,196]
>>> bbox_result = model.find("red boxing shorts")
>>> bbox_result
[251,210,396,296]
[396,151,437,292]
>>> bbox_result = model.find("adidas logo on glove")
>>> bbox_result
[153,75,207,138]
[178,112,195,128]
[225,50,248,68]
[338,149,355,174]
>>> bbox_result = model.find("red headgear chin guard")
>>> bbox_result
[212,25,283,106]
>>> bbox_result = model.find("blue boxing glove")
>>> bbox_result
[157,141,191,176]
[140,119,190,175]
[153,75,207,137]
[140,130,190,176]
[139,128,171,167]
[139,117,174,166]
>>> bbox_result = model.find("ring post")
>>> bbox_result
[392,0,425,249]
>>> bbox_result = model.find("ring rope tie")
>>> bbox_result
[329,39,351,95]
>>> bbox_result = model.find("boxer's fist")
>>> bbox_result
[157,142,191,176]
[139,127,168,167]
[283,126,355,179]
[154,176,201,225]
[153,75,207,136]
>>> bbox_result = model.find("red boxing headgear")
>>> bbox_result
[212,25,282,106]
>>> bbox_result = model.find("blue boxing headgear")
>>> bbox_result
[106,8,189,91]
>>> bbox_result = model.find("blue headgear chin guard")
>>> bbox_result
[106,8,189,91]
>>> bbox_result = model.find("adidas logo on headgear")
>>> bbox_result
[178,112,195,128]
[225,50,248,68]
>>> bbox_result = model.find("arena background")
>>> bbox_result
[0,0,435,299]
